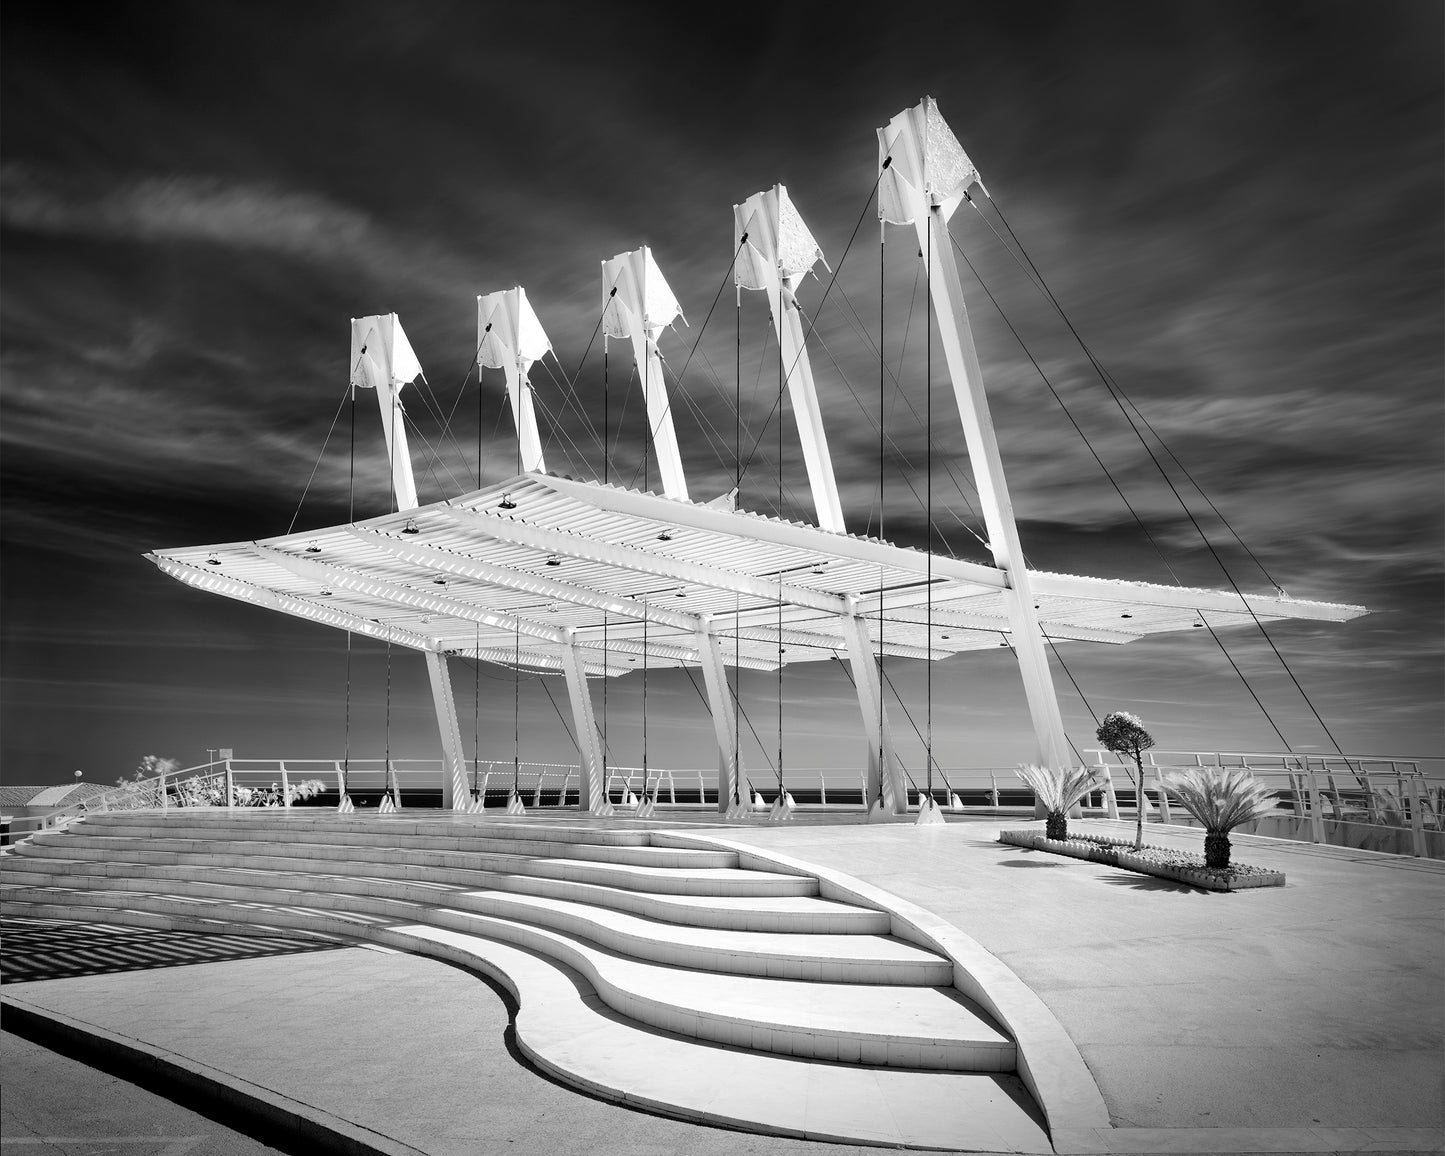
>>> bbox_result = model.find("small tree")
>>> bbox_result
[1096,711,1154,850]
[1015,764,1102,841]
[1162,767,1278,869]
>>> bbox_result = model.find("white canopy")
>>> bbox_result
[734,184,827,290]
[349,313,424,393]
[877,95,984,226]
[149,471,1366,678]
[477,287,552,371]
[601,246,685,341]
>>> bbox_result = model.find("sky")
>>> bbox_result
[2,1,1441,788]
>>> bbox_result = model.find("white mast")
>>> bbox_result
[601,247,689,501]
[877,97,1072,773]
[477,287,550,475]
[349,313,471,809]
[734,185,906,815]
[475,289,611,813]
[733,185,846,533]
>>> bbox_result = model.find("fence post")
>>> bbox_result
[388,760,400,810]
[532,768,544,808]
[1407,774,1426,858]
[1101,765,1120,820]
[226,761,235,810]
[819,771,827,807]
[1155,767,1173,824]
[1305,767,1325,844]
[159,766,168,811]
[280,762,292,808]
[989,770,999,808]
[333,761,344,803]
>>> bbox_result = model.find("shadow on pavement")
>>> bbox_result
[1,917,343,984]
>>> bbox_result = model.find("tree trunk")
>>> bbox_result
[1204,830,1231,870]
[1045,810,1067,841]
[1132,751,1146,850]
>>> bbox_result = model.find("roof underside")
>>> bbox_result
[148,472,1367,678]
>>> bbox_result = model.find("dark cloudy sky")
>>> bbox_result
[3,1,1441,788]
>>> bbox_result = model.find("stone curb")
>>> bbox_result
[999,830,1286,890]
[651,828,1113,1139]
[1,993,426,1156]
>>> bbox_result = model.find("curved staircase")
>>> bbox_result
[1,811,1052,1151]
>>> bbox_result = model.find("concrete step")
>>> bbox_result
[0,877,949,985]
[75,811,656,847]
[0,885,1003,1073]
[15,836,813,897]
[42,821,736,869]
[0,856,882,934]
[0,897,1049,1150]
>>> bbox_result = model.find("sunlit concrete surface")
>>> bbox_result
[3,812,1442,1154]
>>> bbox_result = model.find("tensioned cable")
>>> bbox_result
[926,212,934,804]
[953,215,1328,753]
[832,656,921,792]
[978,195,1283,592]
[341,379,358,801]
[777,285,786,794]
[876,199,886,806]
[821,282,992,545]
[734,281,743,805]
[994,632,1090,765]
[286,379,354,535]
[602,339,610,797]
[384,627,393,803]
[805,320,986,552]
[736,164,890,483]
[948,232,1183,582]
[679,665,756,800]
[949,226,1299,753]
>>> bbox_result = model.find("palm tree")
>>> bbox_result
[1096,711,1154,849]
[1161,767,1279,869]
[1015,764,1102,841]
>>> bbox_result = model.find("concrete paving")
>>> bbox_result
[3,812,1442,1155]
[2,1026,286,1155]
[719,816,1445,1144]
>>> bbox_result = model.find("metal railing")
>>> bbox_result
[1077,749,1442,859]
[5,749,1439,859]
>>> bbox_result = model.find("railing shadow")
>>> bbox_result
[0,917,343,985]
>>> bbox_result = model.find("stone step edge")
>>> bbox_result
[0,858,882,934]
[0,994,427,1156]
[5,890,1005,1069]
[17,838,814,897]
[47,825,736,870]
[75,811,654,848]
[1,883,1002,1068]
[1,881,949,986]
[654,831,1113,1139]
[0,905,1051,1152]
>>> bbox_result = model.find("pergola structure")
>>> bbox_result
[148,98,1366,819]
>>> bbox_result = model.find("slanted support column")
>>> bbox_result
[602,247,689,501]
[351,312,472,809]
[695,623,743,813]
[734,186,846,533]
[424,651,469,809]
[559,631,612,815]
[840,603,907,814]
[878,97,1072,773]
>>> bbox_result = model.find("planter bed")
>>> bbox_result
[999,829,1285,891]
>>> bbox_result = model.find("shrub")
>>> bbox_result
[1161,767,1279,869]
[1096,711,1155,850]
[1015,764,1102,841]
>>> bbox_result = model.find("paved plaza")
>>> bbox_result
[3,814,1442,1155]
